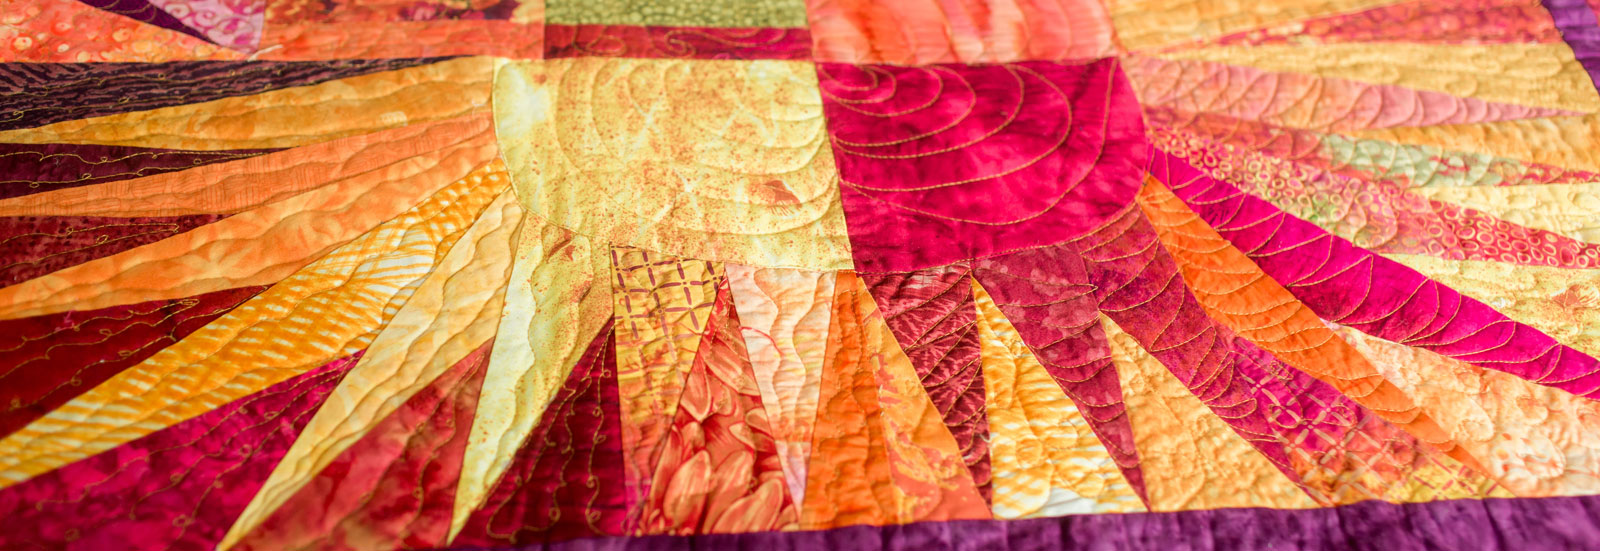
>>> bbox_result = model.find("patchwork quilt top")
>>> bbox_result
[4,0,1600,549]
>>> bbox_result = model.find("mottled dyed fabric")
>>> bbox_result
[6,0,1600,550]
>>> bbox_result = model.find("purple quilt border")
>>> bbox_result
[441,494,1599,551]
[1544,0,1600,91]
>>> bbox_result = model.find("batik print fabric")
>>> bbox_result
[5,0,1600,549]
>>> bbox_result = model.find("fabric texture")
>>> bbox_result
[5,0,1600,549]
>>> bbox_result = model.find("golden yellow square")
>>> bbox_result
[493,58,854,271]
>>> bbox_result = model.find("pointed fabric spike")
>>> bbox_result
[452,323,627,547]
[1075,206,1506,505]
[0,136,499,322]
[0,57,493,151]
[859,265,991,500]
[1353,112,1600,172]
[1138,105,1340,164]
[1420,201,1597,263]
[1139,105,1600,191]
[1334,325,1600,496]
[1071,207,1304,491]
[1153,146,1600,400]
[1168,0,1561,48]
[800,272,988,529]
[1135,177,1488,473]
[0,113,495,218]
[0,285,263,439]
[1148,124,1600,269]
[146,0,264,51]
[971,278,1144,518]
[609,247,722,516]
[0,212,227,288]
[0,0,241,62]
[637,278,799,535]
[799,271,897,530]
[873,309,993,522]
[1421,201,1600,264]
[970,245,1148,505]
[1102,315,1320,511]
[0,157,506,489]
[222,188,521,550]
[1411,182,1600,244]
[0,59,447,133]
[1314,131,1600,189]
[726,264,834,509]
[1124,55,1579,134]
[1109,0,1409,51]
[0,143,276,201]
[0,352,357,551]
[232,341,492,551]
[1151,43,1600,113]
[71,0,216,43]
[1226,334,1510,504]
[451,219,614,542]
[1388,254,1600,371]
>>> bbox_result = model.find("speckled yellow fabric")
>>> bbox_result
[545,0,809,28]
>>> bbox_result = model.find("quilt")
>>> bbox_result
[3,0,1600,549]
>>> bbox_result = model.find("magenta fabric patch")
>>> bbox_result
[821,59,1148,273]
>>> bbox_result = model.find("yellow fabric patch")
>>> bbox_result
[493,58,854,271]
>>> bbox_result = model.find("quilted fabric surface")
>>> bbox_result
[5,0,1600,549]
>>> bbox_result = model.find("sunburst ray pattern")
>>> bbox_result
[7,0,1600,549]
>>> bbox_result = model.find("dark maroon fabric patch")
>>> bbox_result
[70,0,214,44]
[0,285,267,439]
[0,143,276,201]
[0,212,230,288]
[453,322,628,547]
[0,58,453,131]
